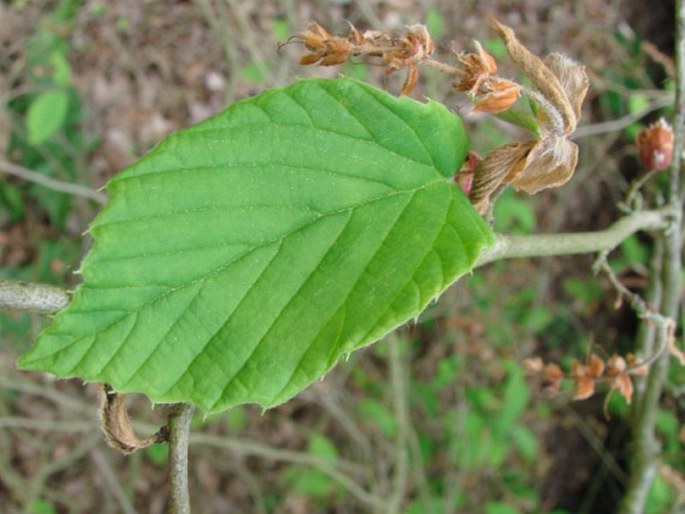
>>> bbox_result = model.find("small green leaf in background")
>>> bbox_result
[20,78,493,413]
[30,500,57,514]
[283,466,335,498]
[50,49,72,86]
[308,432,339,462]
[485,502,519,514]
[270,18,290,41]
[359,398,397,437]
[493,188,535,234]
[426,8,444,39]
[26,89,69,145]
[145,443,168,466]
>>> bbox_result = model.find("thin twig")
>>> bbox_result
[0,280,70,315]
[619,1,685,511]
[190,432,386,511]
[387,336,410,514]
[574,96,674,139]
[167,403,195,514]
[91,449,138,514]
[0,159,106,204]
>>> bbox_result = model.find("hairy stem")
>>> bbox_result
[475,208,670,266]
[0,160,106,204]
[168,403,195,514]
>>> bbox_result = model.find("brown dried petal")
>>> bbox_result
[407,24,434,56]
[574,377,595,400]
[523,357,544,373]
[490,18,578,135]
[320,51,352,66]
[588,354,605,379]
[472,78,521,114]
[299,23,330,50]
[542,363,563,394]
[400,65,419,96]
[612,374,634,404]
[469,141,536,213]
[508,137,579,194]
[606,354,627,375]
[300,53,324,65]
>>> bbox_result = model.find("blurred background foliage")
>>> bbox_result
[0,0,680,513]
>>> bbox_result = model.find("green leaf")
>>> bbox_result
[51,49,72,86]
[26,89,69,145]
[308,433,339,461]
[359,398,397,437]
[284,466,335,497]
[145,443,169,466]
[426,8,444,39]
[19,78,493,413]
[485,502,519,514]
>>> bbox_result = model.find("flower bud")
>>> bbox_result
[636,118,674,171]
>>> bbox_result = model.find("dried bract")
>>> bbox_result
[469,19,589,213]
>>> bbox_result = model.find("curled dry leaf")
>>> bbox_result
[97,383,167,454]
[469,19,589,213]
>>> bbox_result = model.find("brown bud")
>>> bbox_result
[636,118,674,171]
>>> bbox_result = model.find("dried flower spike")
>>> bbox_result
[293,22,434,96]
[636,118,674,171]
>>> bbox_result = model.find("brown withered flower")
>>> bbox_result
[454,41,498,94]
[469,19,590,213]
[452,41,521,114]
